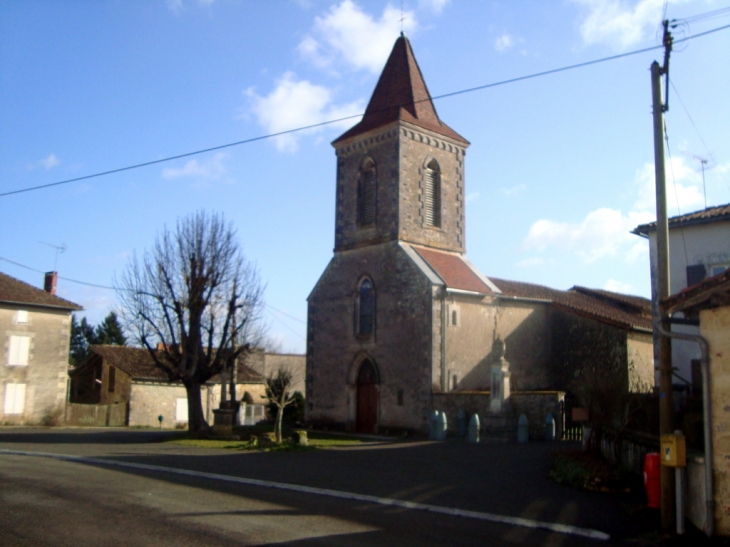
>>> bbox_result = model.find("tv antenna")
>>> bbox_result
[39,241,66,270]
[684,152,714,209]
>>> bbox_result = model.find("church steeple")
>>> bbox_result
[333,35,468,146]
[332,35,469,254]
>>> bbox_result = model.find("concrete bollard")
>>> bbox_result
[545,413,556,441]
[436,411,448,441]
[517,414,529,443]
[468,413,480,443]
[429,410,440,440]
[457,408,466,437]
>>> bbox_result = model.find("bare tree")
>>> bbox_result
[263,367,298,443]
[117,211,265,432]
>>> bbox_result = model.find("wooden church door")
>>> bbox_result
[356,359,378,433]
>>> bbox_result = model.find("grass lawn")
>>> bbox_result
[165,425,367,451]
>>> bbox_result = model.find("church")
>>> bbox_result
[305,35,653,435]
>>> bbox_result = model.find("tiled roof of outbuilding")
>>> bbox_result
[663,268,730,315]
[333,35,468,145]
[490,278,652,331]
[632,202,730,235]
[414,247,493,294]
[80,345,265,383]
[0,271,81,310]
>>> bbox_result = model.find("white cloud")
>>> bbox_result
[604,278,636,293]
[499,183,526,196]
[572,0,687,49]
[247,72,363,152]
[166,0,183,13]
[516,257,545,268]
[419,0,450,14]
[27,153,60,171]
[298,0,417,73]
[494,33,514,52]
[466,192,480,202]
[162,152,227,181]
[40,153,59,170]
[522,156,704,264]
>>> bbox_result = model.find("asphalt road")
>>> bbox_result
[0,427,708,546]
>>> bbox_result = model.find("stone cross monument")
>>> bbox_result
[489,336,511,413]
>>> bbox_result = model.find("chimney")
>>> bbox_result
[44,271,58,295]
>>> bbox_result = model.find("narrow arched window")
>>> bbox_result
[358,278,375,336]
[358,159,376,227]
[423,159,441,227]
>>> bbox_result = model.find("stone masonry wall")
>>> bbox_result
[333,123,468,254]
[307,242,434,431]
[1,304,71,424]
[443,296,552,393]
[398,125,467,252]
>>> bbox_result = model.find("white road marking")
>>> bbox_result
[0,449,610,541]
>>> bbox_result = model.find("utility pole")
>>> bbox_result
[651,19,675,532]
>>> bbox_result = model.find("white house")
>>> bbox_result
[632,203,730,387]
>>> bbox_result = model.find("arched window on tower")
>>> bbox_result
[423,159,441,228]
[357,278,375,336]
[358,159,377,227]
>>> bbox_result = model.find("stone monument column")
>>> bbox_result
[489,336,511,413]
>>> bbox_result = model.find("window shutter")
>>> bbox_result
[359,168,376,225]
[423,164,441,227]
[8,336,30,366]
[16,310,28,324]
[686,264,706,287]
[4,384,25,415]
[176,398,188,422]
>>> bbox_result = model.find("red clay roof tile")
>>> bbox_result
[333,35,468,145]
[490,278,652,331]
[414,247,492,294]
[0,271,82,310]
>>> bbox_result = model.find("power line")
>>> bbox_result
[669,78,730,194]
[3,21,729,200]
[0,255,307,327]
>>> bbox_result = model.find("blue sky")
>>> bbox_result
[1,0,729,353]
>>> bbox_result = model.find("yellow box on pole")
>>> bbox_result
[660,433,686,467]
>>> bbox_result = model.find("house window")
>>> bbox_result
[450,306,460,327]
[108,366,116,393]
[8,336,30,366]
[451,374,458,391]
[423,159,441,228]
[358,158,377,226]
[16,310,28,324]
[175,398,188,422]
[397,389,404,406]
[4,383,26,415]
[710,264,729,277]
[357,278,375,336]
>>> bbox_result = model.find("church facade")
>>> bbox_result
[306,36,653,435]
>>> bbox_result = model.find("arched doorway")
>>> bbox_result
[356,359,378,433]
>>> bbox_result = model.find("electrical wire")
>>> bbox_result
[663,121,690,268]
[0,255,307,328]
[669,78,730,194]
[3,21,729,199]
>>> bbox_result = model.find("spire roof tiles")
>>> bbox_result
[333,35,468,145]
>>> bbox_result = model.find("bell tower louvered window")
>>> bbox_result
[423,159,441,228]
[358,159,376,227]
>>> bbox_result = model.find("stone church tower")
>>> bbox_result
[306,35,499,433]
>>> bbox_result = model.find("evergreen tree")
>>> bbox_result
[68,312,127,367]
[95,312,127,346]
[69,315,95,366]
